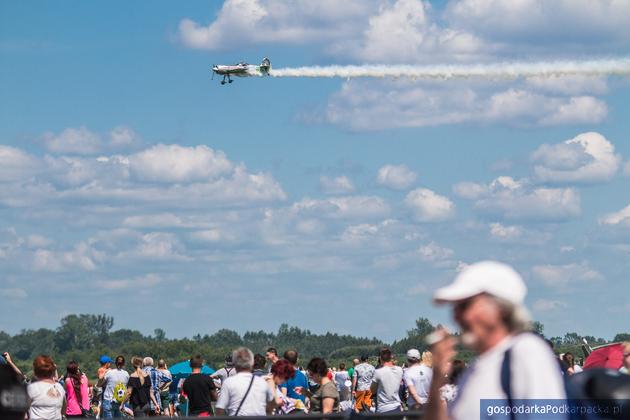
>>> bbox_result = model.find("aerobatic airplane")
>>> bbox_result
[212,57,271,85]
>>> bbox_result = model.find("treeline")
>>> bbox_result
[2,314,628,381]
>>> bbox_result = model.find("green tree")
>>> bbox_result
[532,321,544,337]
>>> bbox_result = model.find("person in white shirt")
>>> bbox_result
[333,363,351,401]
[371,348,403,413]
[425,261,567,420]
[215,347,274,416]
[27,355,65,420]
[404,348,433,409]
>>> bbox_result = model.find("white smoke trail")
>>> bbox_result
[269,58,630,80]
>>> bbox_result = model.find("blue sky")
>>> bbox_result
[1,0,630,343]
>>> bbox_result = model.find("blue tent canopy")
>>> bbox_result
[169,361,215,377]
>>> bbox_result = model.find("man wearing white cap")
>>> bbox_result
[403,348,432,410]
[425,261,566,420]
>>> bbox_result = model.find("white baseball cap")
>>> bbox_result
[433,261,527,305]
[406,349,421,360]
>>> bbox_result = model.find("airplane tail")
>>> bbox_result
[260,57,271,75]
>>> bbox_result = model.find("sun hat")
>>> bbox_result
[406,349,421,360]
[433,260,527,305]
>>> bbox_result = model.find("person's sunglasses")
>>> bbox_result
[454,297,476,312]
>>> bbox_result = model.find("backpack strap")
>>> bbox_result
[500,348,516,420]
[234,374,256,416]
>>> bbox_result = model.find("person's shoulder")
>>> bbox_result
[511,332,551,354]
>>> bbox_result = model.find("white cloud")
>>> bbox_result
[123,213,188,228]
[320,175,355,195]
[291,196,390,220]
[0,288,28,299]
[531,262,603,288]
[599,204,630,227]
[0,143,287,208]
[178,0,374,50]
[525,75,608,96]
[405,188,455,222]
[324,81,607,131]
[538,97,607,126]
[135,232,190,261]
[377,164,417,190]
[446,0,630,51]
[458,176,581,221]
[190,229,237,244]
[42,125,143,155]
[43,127,102,155]
[33,242,104,272]
[99,274,162,291]
[533,298,568,312]
[452,181,488,200]
[0,146,40,182]
[485,90,607,126]
[129,144,233,183]
[531,132,620,183]
[109,126,142,149]
[418,241,454,262]
[489,223,522,240]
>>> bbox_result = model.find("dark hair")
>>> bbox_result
[360,354,369,362]
[66,361,83,402]
[33,355,56,379]
[271,359,295,381]
[253,354,266,370]
[339,363,346,370]
[379,348,393,363]
[267,347,278,356]
[306,358,328,377]
[283,349,298,365]
[563,352,575,367]
[190,355,203,369]
[158,359,166,369]
[115,355,125,369]
[449,360,466,385]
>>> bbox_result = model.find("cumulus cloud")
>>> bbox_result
[324,80,607,131]
[405,188,455,222]
[135,232,190,261]
[0,146,40,181]
[489,223,522,240]
[0,143,286,209]
[531,262,603,288]
[33,242,104,272]
[320,175,355,195]
[42,125,142,155]
[455,176,581,221]
[129,144,233,183]
[100,273,162,291]
[42,127,102,155]
[446,0,630,51]
[599,204,630,227]
[291,196,390,220]
[531,132,620,183]
[178,0,374,51]
[418,241,454,262]
[377,164,417,190]
[533,298,568,312]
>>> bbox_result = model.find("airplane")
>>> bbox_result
[212,57,271,85]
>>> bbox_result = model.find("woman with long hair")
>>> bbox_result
[27,355,66,420]
[120,356,160,417]
[64,361,90,418]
